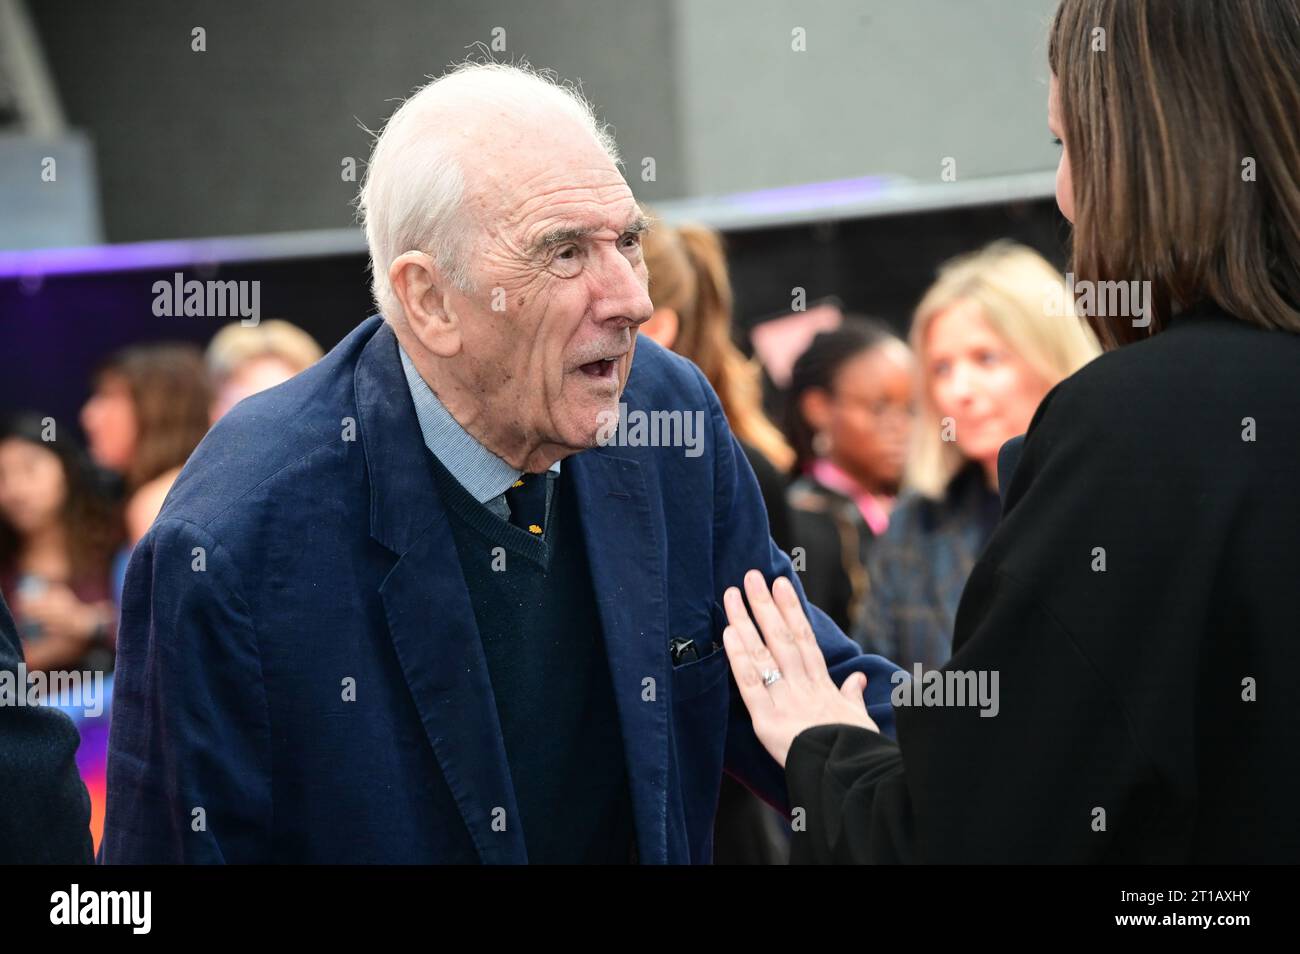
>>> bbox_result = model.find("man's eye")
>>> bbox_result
[555,246,579,261]
[621,232,642,249]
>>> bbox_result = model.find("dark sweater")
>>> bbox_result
[0,589,93,863]
[787,301,1300,863]
[427,451,635,863]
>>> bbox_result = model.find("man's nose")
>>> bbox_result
[591,247,653,327]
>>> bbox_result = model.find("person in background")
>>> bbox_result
[724,0,1300,864]
[80,344,211,608]
[206,319,324,424]
[641,220,797,864]
[854,241,1099,669]
[0,586,94,862]
[641,222,796,555]
[783,318,915,635]
[0,413,120,673]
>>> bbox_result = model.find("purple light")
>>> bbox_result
[0,229,365,280]
[0,239,211,279]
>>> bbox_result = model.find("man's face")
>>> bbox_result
[442,122,653,457]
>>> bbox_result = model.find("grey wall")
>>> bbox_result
[28,0,1061,244]
[30,0,683,243]
[673,0,1062,195]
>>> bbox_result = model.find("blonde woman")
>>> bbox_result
[853,241,1099,670]
[207,320,324,423]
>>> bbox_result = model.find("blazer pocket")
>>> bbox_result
[671,645,729,702]
[670,601,730,702]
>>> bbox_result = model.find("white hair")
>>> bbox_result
[356,62,622,323]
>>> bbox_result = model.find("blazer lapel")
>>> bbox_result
[355,322,526,863]
[568,446,671,864]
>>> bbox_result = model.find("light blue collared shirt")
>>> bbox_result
[398,342,559,523]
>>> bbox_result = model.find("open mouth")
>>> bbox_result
[578,356,619,379]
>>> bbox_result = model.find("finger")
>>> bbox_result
[771,576,836,689]
[741,570,809,685]
[722,626,774,714]
[839,671,869,707]
[840,673,880,733]
[723,586,789,694]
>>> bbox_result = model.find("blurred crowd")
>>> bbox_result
[0,224,1098,858]
[0,320,324,676]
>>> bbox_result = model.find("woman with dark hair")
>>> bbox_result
[81,344,211,548]
[721,0,1300,862]
[0,413,121,673]
[783,318,914,634]
[80,343,211,610]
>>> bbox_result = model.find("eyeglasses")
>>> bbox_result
[831,393,917,425]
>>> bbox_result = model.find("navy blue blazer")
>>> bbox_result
[101,317,901,864]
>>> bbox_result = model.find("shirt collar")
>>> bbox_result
[398,341,559,503]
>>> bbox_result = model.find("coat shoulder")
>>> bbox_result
[157,317,383,531]
[1048,306,1300,423]
[624,334,714,412]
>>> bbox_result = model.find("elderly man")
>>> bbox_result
[102,63,900,864]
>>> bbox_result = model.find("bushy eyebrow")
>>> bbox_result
[530,211,651,255]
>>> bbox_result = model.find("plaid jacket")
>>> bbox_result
[852,464,1001,670]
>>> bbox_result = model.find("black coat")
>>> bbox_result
[787,477,875,635]
[0,591,93,863]
[786,301,1300,863]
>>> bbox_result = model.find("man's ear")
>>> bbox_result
[799,387,833,435]
[389,251,462,358]
[641,306,680,350]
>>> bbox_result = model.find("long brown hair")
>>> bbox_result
[644,222,795,472]
[95,344,212,491]
[0,412,121,580]
[1049,0,1300,348]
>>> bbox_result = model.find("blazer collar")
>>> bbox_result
[354,321,671,862]
[354,320,447,555]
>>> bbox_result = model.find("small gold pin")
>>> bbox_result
[528,524,543,535]
[512,479,525,488]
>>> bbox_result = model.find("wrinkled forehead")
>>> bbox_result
[462,116,636,241]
